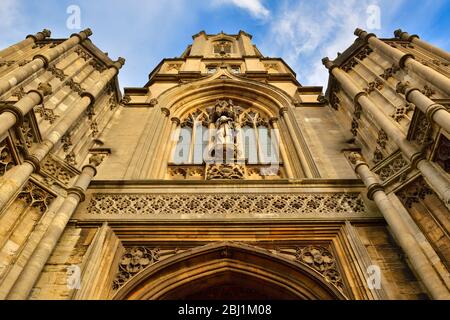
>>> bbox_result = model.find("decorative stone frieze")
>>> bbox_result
[41,155,76,185]
[373,152,409,182]
[86,192,367,216]
[397,177,433,208]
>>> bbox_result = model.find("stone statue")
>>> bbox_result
[215,114,234,145]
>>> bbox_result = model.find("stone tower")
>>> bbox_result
[0,28,448,299]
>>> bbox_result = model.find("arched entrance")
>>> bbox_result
[112,242,346,300]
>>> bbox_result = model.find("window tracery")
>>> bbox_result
[168,99,282,180]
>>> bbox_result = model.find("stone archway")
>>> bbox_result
[112,242,347,300]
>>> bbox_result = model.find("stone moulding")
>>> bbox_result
[81,191,374,218]
[112,243,344,292]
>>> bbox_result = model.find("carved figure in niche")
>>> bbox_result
[209,99,240,161]
[215,115,234,145]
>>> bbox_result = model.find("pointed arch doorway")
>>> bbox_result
[112,242,347,300]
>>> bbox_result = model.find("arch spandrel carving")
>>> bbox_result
[112,242,348,300]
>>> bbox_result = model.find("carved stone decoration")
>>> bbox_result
[61,133,73,152]
[353,103,362,119]
[373,147,384,164]
[350,118,359,136]
[47,65,66,81]
[377,130,388,149]
[364,78,384,94]
[342,58,357,72]
[111,243,346,292]
[206,163,245,180]
[348,152,364,165]
[166,63,182,72]
[263,63,279,72]
[41,156,76,185]
[112,247,160,290]
[0,140,15,176]
[65,78,83,95]
[355,46,373,61]
[330,92,340,110]
[421,85,436,98]
[18,60,31,67]
[74,47,92,61]
[397,177,433,208]
[32,42,47,49]
[374,153,409,182]
[90,121,99,137]
[409,110,433,146]
[17,182,55,214]
[390,103,414,122]
[86,105,96,120]
[89,59,106,72]
[0,60,16,67]
[380,64,400,80]
[295,245,343,289]
[86,192,367,217]
[34,104,59,124]
[18,116,35,149]
[149,98,158,106]
[120,95,131,105]
[433,135,450,173]
[64,151,77,166]
[109,95,118,110]
[12,87,25,99]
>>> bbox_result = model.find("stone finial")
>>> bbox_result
[348,152,365,165]
[321,57,336,70]
[394,29,405,39]
[111,57,126,72]
[81,28,93,37]
[88,153,104,167]
[37,82,53,96]
[354,28,366,37]
[394,29,419,41]
[116,57,126,67]
[354,28,375,43]
[41,29,51,38]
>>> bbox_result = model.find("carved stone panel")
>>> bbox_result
[0,139,15,176]
[85,192,367,217]
[17,182,55,214]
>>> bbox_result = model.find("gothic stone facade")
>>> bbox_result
[0,28,449,300]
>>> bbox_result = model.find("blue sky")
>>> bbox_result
[1,0,450,90]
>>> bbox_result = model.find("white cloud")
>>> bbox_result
[260,0,374,87]
[258,0,413,88]
[214,0,270,19]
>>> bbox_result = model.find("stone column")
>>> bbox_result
[279,108,313,178]
[0,83,53,139]
[0,58,125,213]
[157,116,180,176]
[0,28,92,97]
[396,81,450,134]
[323,57,450,209]
[0,29,51,59]
[348,152,450,300]
[395,29,450,62]
[270,117,294,179]
[6,155,104,300]
[354,28,450,96]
